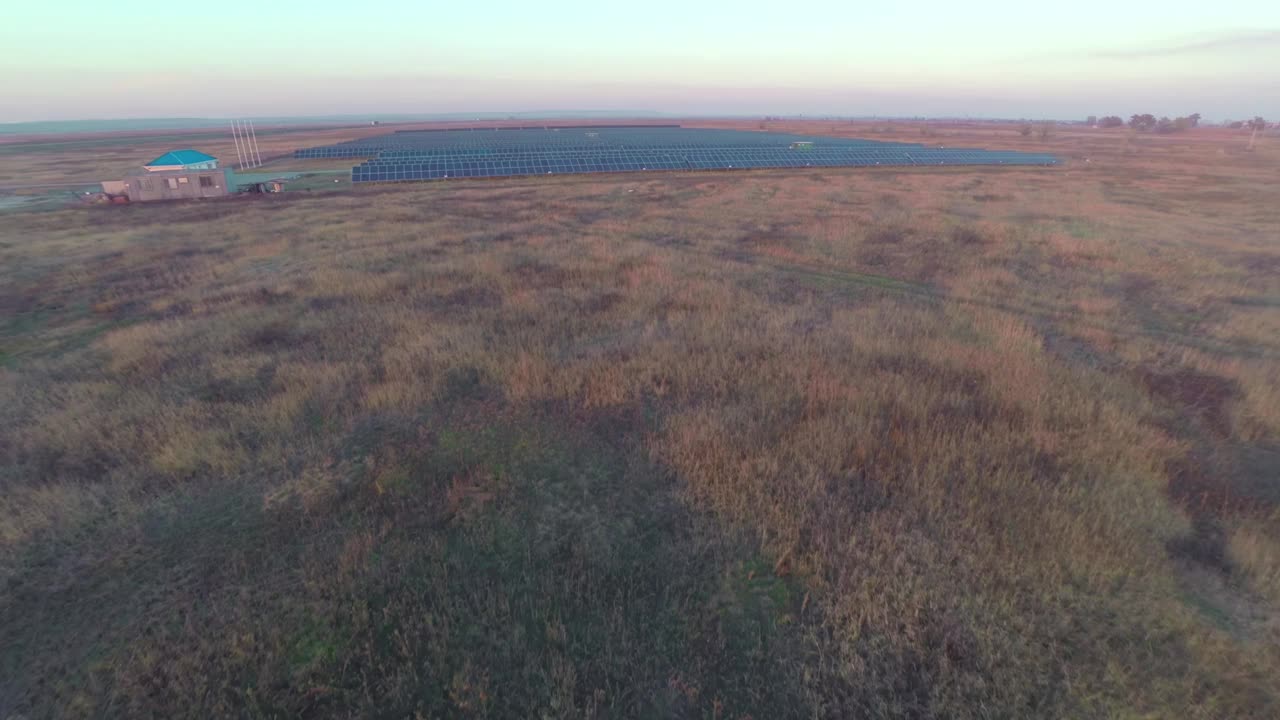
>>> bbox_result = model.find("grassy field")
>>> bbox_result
[2,123,1279,718]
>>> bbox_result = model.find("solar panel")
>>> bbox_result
[292,126,1059,181]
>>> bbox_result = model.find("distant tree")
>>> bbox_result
[1155,117,1176,133]
[1129,114,1157,132]
[1187,113,1201,128]
[1018,124,1033,137]
[1086,115,1098,126]
[1245,117,1268,150]
[1173,116,1191,131]
[1229,121,1245,129]
[1098,116,1125,128]
[1037,122,1055,140]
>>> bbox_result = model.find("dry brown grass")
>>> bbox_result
[1,123,1279,718]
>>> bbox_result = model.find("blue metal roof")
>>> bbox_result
[145,149,217,167]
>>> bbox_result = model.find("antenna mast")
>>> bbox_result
[231,120,246,169]
[248,120,264,167]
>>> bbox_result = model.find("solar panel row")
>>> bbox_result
[361,149,1046,165]
[291,126,1060,182]
[390,124,683,133]
[295,127,929,159]
[352,150,1055,182]
[374,143,919,158]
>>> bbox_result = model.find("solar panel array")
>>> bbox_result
[293,126,1059,182]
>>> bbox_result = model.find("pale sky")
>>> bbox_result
[2,1,1277,122]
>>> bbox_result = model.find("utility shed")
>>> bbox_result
[120,168,231,202]
[144,149,219,171]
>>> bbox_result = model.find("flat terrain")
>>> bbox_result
[2,123,1279,718]
[0,123,381,186]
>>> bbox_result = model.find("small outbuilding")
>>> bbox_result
[119,168,231,202]
[103,149,231,202]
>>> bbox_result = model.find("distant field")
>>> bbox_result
[0,123,407,187]
[1,125,1278,718]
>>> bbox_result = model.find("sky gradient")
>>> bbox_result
[3,1,1277,122]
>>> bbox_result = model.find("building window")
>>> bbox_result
[199,175,213,188]
[166,178,179,189]
[177,177,189,185]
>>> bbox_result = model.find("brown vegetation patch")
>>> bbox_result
[949,225,987,245]
[306,295,348,311]
[249,286,296,305]
[580,291,623,315]
[1139,367,1241,437]
[866,225,913,244]
[736,222,790,248]
[866,353,1012,429]
[1233,252,1280,274]
[1168,443,1280,519]
[245,319,303,351]
[507,256,568,289]
[1166,468,1237,571]
[436,285,503,309]
[1118,273,1159,303]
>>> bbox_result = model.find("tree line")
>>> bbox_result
[1085,114,1268,133]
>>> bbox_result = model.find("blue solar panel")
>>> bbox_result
[293,126,1059,182]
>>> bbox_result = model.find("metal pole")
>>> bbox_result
[240,120,252,168]
[248,120,264,167]
[231,120,245,169]
[239,120,250,168]
[241,120,255,168]
[246,120,258,168]
[241,120,256,168]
